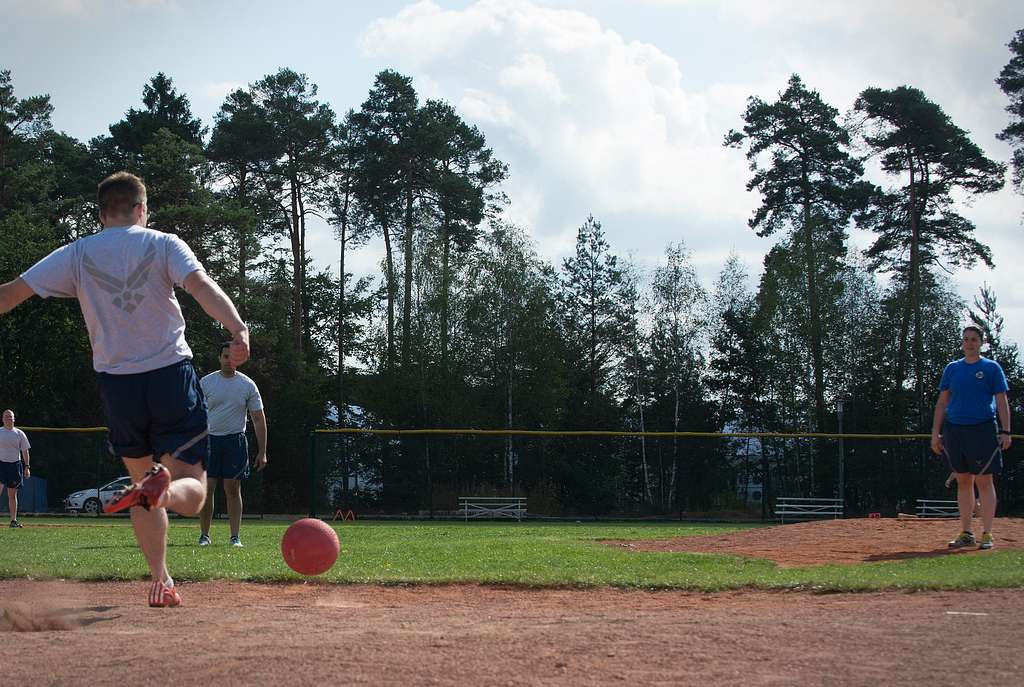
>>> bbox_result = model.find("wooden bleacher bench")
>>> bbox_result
[915,499,960,518]
[458,496,527,521]
[774,496,843,523]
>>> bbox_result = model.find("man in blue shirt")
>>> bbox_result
[930,326,1012,550]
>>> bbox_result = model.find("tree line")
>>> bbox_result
[2,30,1023,515]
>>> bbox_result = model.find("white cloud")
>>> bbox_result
[500,175,544,229]
[458,89,517,128]
[202,81,242,101]
[499,54,566,104]
[357,0,1024,342]
[534,224,582,267]
[361,1,504,67]
[360,0,754,237]
[704,0,1016,158]
[719,0,977,42]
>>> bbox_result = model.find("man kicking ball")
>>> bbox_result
[0,172,249,607]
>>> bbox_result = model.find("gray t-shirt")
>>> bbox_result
[0,427,30,463]
[201,371,263,435]
[21,225,203,374]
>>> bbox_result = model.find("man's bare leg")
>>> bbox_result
[955,472,976,534]
[122,457,168,583]
[976,473,997,534]
[224,478,242,538]
[123,454,206,583]
[199,477,220,538]
[159,452,206,515]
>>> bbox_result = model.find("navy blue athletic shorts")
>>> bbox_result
[0,461,24,489]
[943,420,1002,476]
[97,359,208,465]
[207,433,250,480]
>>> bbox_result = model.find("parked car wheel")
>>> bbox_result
[82,497,102,514]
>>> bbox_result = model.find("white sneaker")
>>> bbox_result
[230,535,243,548]
[198,533,211,546]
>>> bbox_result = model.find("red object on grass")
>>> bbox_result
[281,518,340,575]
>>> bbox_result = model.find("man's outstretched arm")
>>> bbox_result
[249,408,268,471]
[0,278,35,314]
[182,270,249,365]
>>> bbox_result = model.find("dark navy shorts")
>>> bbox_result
[97,359,208,465]
[0,460,23,489]
[207,433,250,480]
[943,420,1002,476]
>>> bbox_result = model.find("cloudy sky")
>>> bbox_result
[5,0,1024,342]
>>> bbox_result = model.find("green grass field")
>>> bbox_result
[2,518,1022,592]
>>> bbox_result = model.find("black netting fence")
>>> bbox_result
[7,427,265,518]
[9,427,1021,521]
[307,430,1024,520]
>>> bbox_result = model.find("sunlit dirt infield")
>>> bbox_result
[3,518,1024,686]
[606,515,1024,566]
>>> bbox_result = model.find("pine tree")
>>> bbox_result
[996,28,1024,199]
[854,85,1005,429]
[726,74,871,433]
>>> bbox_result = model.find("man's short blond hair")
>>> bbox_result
[98,172,147,219]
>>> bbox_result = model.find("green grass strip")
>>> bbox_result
[2,519,1022,592]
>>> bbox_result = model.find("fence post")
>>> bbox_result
[308,432,317,518]
[761,439,770,521]
[837,399,845,515]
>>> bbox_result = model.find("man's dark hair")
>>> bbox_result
[220,341,233,355]
[963,325,985,342]
[98,172,147,219]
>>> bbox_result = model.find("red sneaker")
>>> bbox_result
[149,580,181,608]
[104,464,171,513]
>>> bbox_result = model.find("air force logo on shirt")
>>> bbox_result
[976,371,984,379]
[83,244,156,313]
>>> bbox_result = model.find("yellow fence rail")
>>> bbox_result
[314,428,1021,440]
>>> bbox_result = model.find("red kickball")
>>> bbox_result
[281,518,340,576]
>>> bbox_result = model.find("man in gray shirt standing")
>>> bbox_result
[198,342,267,547]
[0,409,31,528]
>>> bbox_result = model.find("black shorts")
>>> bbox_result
[0,460,23,489]
[97,359,208,465]
[207,433,250,480]
[943,420,1002,476]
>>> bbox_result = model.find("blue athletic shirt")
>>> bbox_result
[938,357,1009,425]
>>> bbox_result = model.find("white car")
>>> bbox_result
[63,476,132,514]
